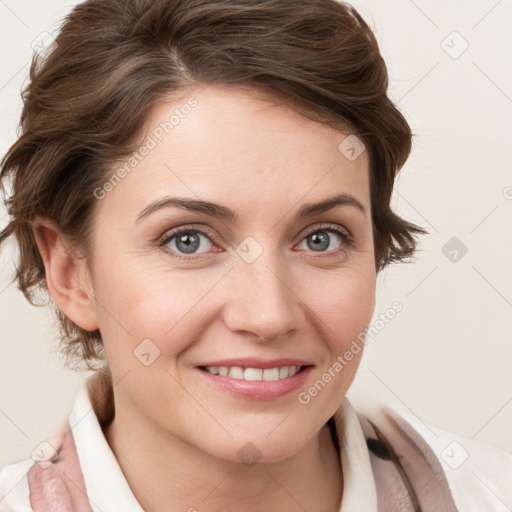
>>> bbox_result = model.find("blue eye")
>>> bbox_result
[296,226,351,253]
[159,223,353,261]
[161,229,215,255]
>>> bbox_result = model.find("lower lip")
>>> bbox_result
[196,366,313,400]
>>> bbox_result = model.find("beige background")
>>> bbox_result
[1,0,511,471]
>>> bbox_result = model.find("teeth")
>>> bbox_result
[204,365,302,381]
[244,368,263,381]
[228,366,244,379]
[263,368,280,381]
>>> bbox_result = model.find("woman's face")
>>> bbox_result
[86,85,376,463]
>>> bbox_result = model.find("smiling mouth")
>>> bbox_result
[198,365,311,381]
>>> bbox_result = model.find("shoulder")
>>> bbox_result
[0,458,34,511]
[373,404,512,512]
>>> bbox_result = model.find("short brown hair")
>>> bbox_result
[0,0,426,367]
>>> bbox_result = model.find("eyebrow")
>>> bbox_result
[135,192,366,224]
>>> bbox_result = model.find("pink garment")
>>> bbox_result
[360,413,458,511]
[28,428,92,512]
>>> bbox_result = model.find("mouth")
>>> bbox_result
[195,359,313,400]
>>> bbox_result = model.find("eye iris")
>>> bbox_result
[176,232,200,253]
[307,231,329,251]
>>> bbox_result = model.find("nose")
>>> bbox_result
[222,250,302,342]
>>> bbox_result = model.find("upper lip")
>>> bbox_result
[197,358,314,369]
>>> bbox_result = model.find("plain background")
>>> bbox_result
[1,0,511,470]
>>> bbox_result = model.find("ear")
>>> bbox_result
[33,218,99,331]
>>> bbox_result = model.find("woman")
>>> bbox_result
[0,0,510,510]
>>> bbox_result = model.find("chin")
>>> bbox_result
[203,426,315,466]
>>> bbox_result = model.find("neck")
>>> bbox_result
[104,400,343,512]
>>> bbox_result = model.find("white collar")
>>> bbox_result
[333,399,378,511]
[70,383,144,511]
[69,379,377,511]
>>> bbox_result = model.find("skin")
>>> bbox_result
[34,84,377,511]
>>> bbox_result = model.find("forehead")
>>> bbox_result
[97,84,371,223]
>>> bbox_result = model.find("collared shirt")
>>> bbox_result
[1,379,511,511]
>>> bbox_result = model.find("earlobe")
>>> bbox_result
[32,219,99,332]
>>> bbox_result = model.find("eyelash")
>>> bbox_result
[158,223,354,261]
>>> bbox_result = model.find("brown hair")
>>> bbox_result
[0,0,426,368]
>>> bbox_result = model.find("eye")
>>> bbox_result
[158,223,353,261]
[296,224,353,254]
[160,227,220,258]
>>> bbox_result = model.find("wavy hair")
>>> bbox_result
[0,0,426,367]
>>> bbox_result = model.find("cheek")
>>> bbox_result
[93,260,223,363]
[310,266,376,352]
[291,267,375,428]
[298,269,375,414]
